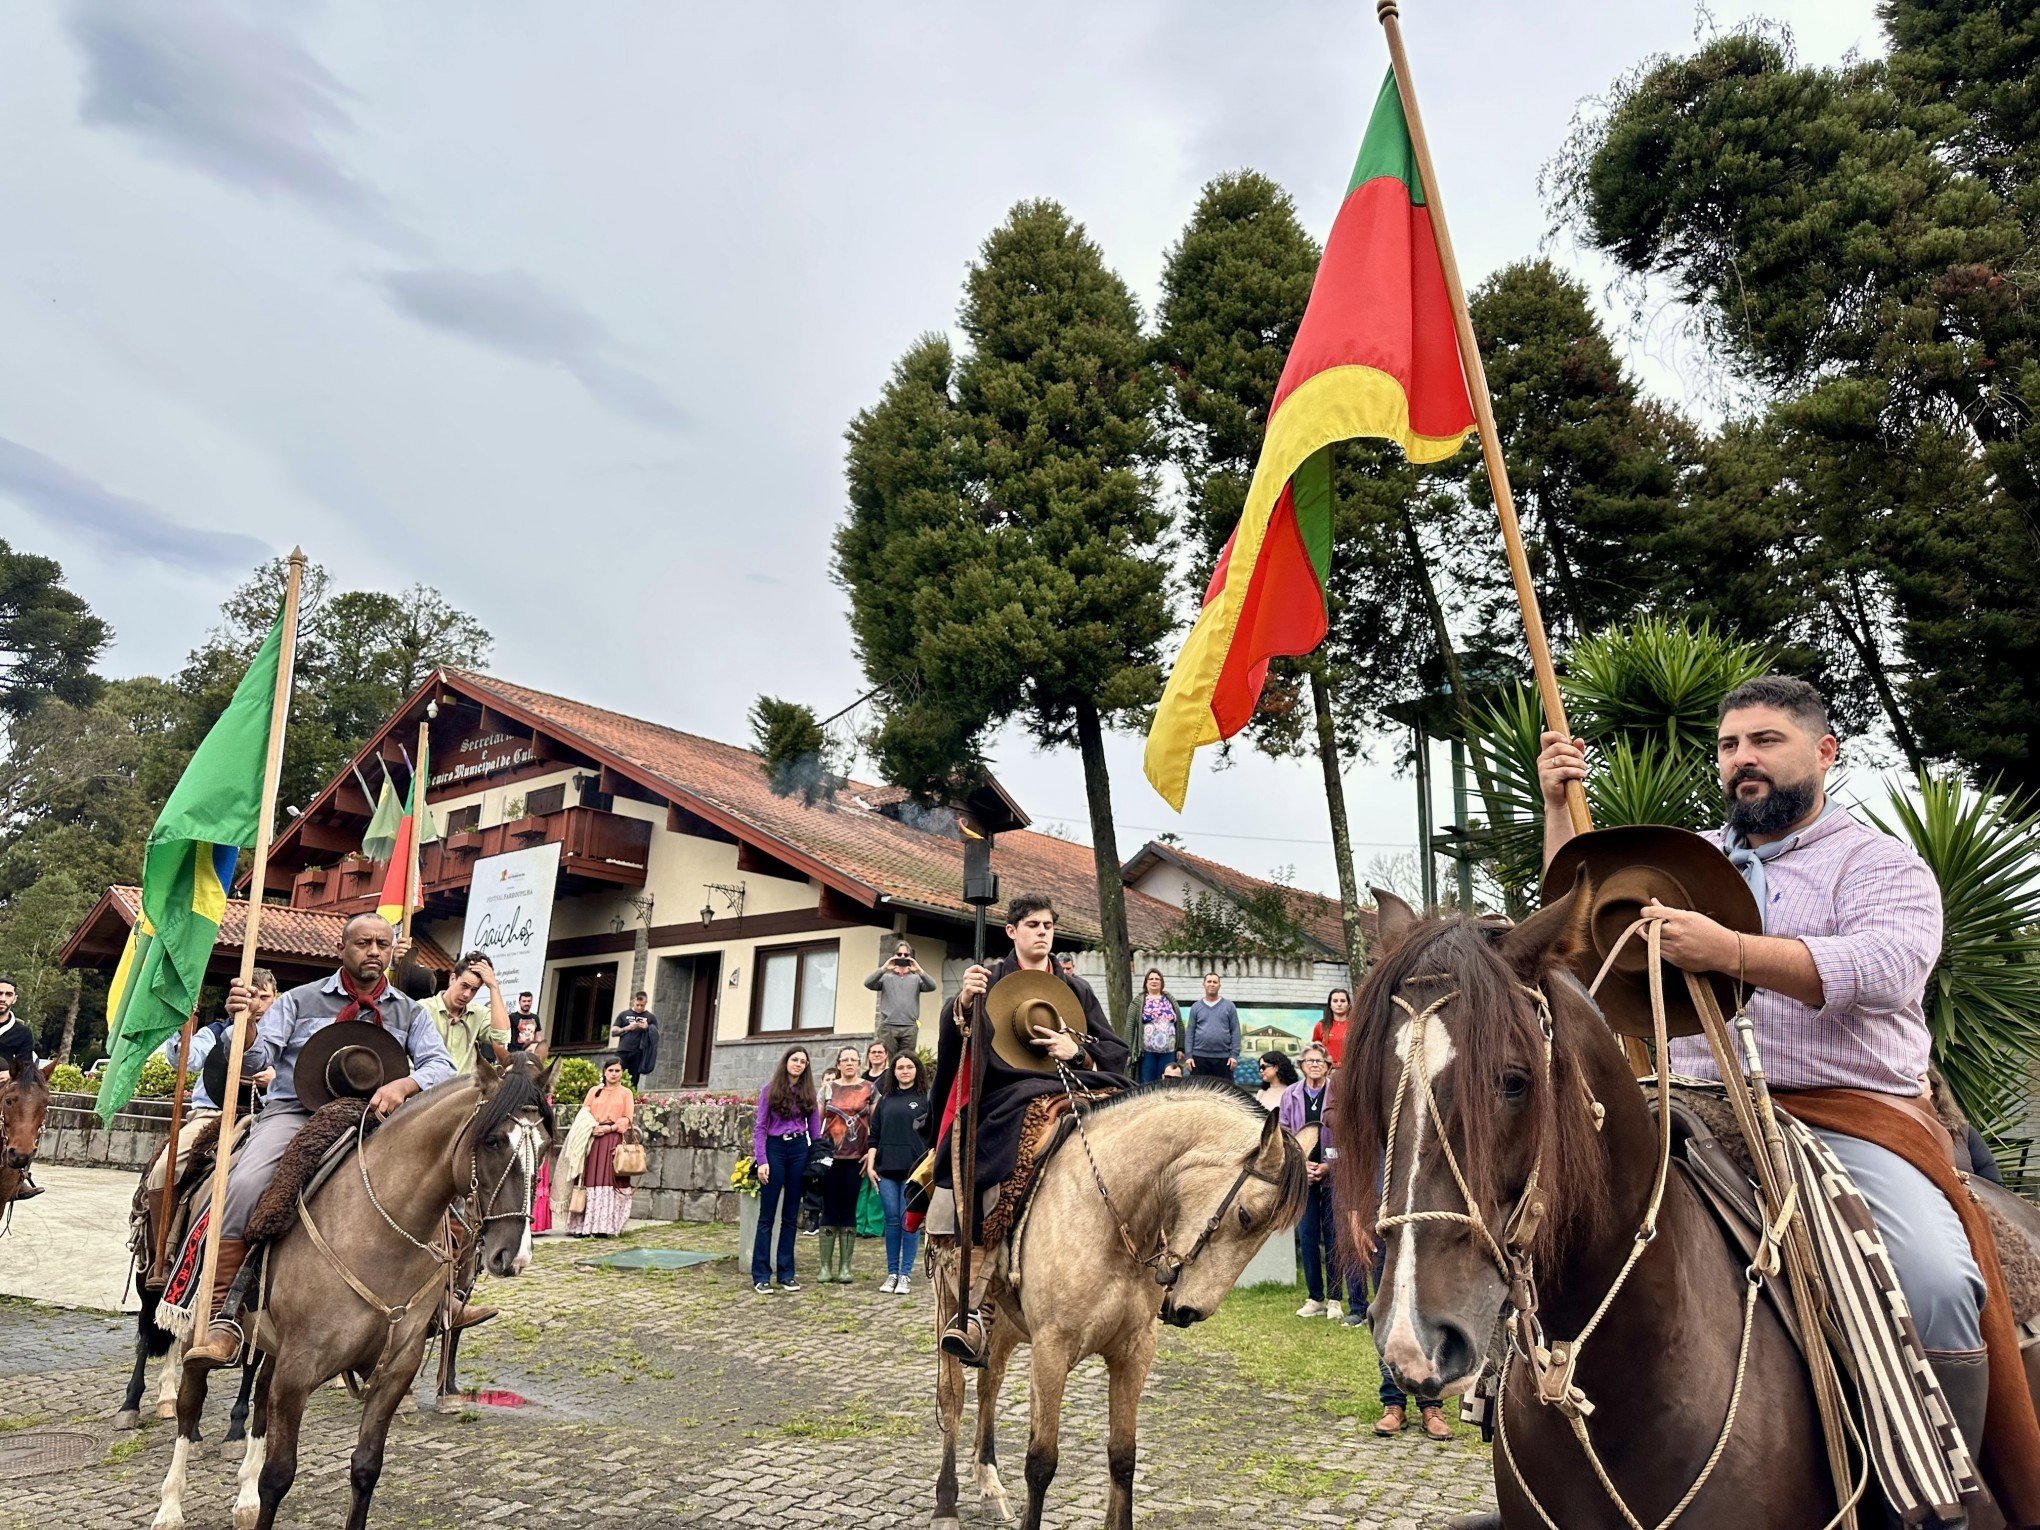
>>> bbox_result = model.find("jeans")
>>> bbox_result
[875,1175,920,1277]
[752,1133,809,1285]
[1297,1179,1344,1305]
[1139,1050,1175,1084]
[1370,1245,1405,1408]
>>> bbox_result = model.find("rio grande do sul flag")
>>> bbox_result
[1144,70,1477,810]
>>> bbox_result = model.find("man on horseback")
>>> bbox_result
[928,893,1130,1366]
[1536,674,1992,1446]
[185,911,465,1369]
[0,976,45,1201]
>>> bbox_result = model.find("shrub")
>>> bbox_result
[552,1057,600,1111]
[133,1054,179,1099]
[47,1063,89,1096]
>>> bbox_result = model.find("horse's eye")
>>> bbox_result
[1235,1206,1254,1232]
[1500,1070,1531,1103]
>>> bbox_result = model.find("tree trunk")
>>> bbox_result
[1072,698,1134,1038]
[1308,664,1368,976]
[57,976,79,1065]
[1837,569,1928,774]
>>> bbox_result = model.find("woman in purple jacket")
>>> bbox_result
[1278,1043,1345,1319]
[751,1045,822,1294]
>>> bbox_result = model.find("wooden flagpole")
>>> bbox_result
[1375,0,1590,840]
[152,1009,199,1278]
[401,718,429,943]
[192,549,305,1341]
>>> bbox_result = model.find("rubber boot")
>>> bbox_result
[818,1229,839,1284]
[836,1232,857,1284]
[1933,1350,1990,1474]
[185,1239,251,1369]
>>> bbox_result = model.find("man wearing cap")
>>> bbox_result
[186,912,462,1369]
[928,892,1130,1365]
[1536,674,1989,1443]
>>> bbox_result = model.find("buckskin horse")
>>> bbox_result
[929,1078,1307,1530]
[1339,888,2040,1530]
[0,1059,50,1212]
[153,1052,554,1530]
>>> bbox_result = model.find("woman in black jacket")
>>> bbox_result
[866,1052,931,1294]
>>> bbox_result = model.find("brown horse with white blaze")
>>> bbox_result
[0,1059,51,1209]
[931,1079,1308,1530]
[1335,888,1837,1530]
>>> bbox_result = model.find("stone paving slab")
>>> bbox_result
[0,1190,1496,1529]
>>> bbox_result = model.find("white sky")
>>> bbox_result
[0,0,1885,898]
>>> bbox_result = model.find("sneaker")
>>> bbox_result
[881,1273,901,1294]
[754,1281,773,1295]
[1343,1307,1368,1327]
[777,1278,802,1293]
[1295,1300,1327,1319]
[894,1272,912,1295]
[1326,1301,1343,1322]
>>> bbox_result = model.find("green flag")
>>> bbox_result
[414,727,438,845]
[98,607,288,1123]
[362,764,402,863]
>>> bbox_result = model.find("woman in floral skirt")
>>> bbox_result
[554,1056,637,1237]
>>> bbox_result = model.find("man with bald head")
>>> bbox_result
[187,912,458,1368]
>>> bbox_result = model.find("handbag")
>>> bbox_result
[613,1130,648,1178]
[568,1185,588,1214]
[855,1177,886,1237]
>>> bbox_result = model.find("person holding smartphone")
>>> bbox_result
[864,940,935,1060]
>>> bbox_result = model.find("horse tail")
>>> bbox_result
[136,1280,174,1359]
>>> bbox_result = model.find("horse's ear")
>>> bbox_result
[38,1060,55,1083]
[1499,868,1594,982]
[1371,888,1420,948]
[1256,1106,1286,1173]
[474,1049,503,1091]
[537,1053,560,1090]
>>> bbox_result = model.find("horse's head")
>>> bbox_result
[1336,880,1610,1400]
[0,1060,51,1172]
[1155,1094,1309,1329]
[466,1052,556,1279]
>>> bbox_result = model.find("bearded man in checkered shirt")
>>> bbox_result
[1538,676,1987,1436]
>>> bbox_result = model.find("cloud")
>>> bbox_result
[374,267,686,431]
[0,436,268,572]
[65,0,411,247]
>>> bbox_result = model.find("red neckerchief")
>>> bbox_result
[334,968,390,1026]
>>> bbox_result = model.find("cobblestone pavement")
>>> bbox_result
[0,1212,1495,1529]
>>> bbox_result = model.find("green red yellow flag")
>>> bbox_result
[375,730,431,925]
[1144,70,1477,809]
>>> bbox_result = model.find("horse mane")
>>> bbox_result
[472,1063,556,1144]
[1082,1076,1310,1230]
[1333,915,1613,1270]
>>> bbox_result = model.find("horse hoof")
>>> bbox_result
[932,1520,961,1530]
[156,1398,179,1421]
[150,1508,184,1530]
[113,1409,140,1431]
[434,1394,464,1415]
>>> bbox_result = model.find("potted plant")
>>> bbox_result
[502,796,547,838]
[338,852,377,892]
[732,1155,763,1254]
[444,826,484,853]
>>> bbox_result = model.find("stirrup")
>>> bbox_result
[187,1318,245,1370]
[939,1311,989,1368]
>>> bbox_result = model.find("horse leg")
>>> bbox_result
[252,1356,314,1530]
[435,1325,463,1412]
[345,1344,427,1530]
[156,1340,185,1422]
[231,1355,273,1530]
[973,1323,1019,1522]
[151,1361,212,1529]
[1102,1326,1157,1530]
[1020,1337,1073,1530]
[932,1247,964,1530]
[226,1356,258,1444]
[116,1312,154,1429]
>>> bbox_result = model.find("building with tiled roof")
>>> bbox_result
[62,669,1349,1091]
[1121,840,1366,962]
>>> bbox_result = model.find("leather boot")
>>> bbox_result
[185,1239,250,1369]
[1933,1350,1990,1471]
[435,1297,498,1334]
[939,1266,994,1368]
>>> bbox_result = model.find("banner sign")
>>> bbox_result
[459,842,562,999]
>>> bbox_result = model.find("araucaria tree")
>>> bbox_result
[836,201,1169,1023]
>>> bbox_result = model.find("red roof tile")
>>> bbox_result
[100,888,455,971]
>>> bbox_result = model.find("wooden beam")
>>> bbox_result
[736,839,807,883]
[600,765,665,806]
[666,802,739,845]
[292,820,364,855]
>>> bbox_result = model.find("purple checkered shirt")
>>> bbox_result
[1664,805,1941,1095]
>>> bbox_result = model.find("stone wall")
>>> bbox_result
[624,1094,757,1224]
[40,1091,173,1173]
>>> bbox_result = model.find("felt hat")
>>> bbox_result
[200,1031,258,1113]
[1541,824,1762,1039]
[292,1019,411,1113]
[986,970,1092,1074]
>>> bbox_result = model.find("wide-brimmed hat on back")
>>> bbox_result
[986,970,1093,1074]
[1541,824,1761,1039]
[293,1019,412,1113]
[200,1030,259,1112]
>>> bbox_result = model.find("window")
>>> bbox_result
[553,964,617,1050]
[749,941,839,1035]
[444,805,481,835]
[525,784,566,816]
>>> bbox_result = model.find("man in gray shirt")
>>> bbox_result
[864,940,936,1058]
[1186,972,1241,1081]
[187,912,458,1368]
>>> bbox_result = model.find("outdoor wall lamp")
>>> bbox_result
[609,891,655,937]
[700,881,746,925]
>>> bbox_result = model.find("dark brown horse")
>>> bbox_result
[0,1059,51,1210]
[1336,890,1840,1529]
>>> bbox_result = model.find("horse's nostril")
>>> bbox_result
[1434,1319,1478,1383]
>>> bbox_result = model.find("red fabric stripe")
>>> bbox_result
[376,813,416,915]
[1208,486,1327,737]
[1272,178,1472,441]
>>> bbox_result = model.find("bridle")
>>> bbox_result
[1375,928,1807,1530]
[1057,1061,1292,1290]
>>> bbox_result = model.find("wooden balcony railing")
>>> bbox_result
[289,805,653,913]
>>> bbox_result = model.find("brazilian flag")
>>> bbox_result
[98,607,288,1123]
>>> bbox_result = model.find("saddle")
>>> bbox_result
[244,1100,381,1244]
[132,1115,241,1289]
[978,1093,1079,1252]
